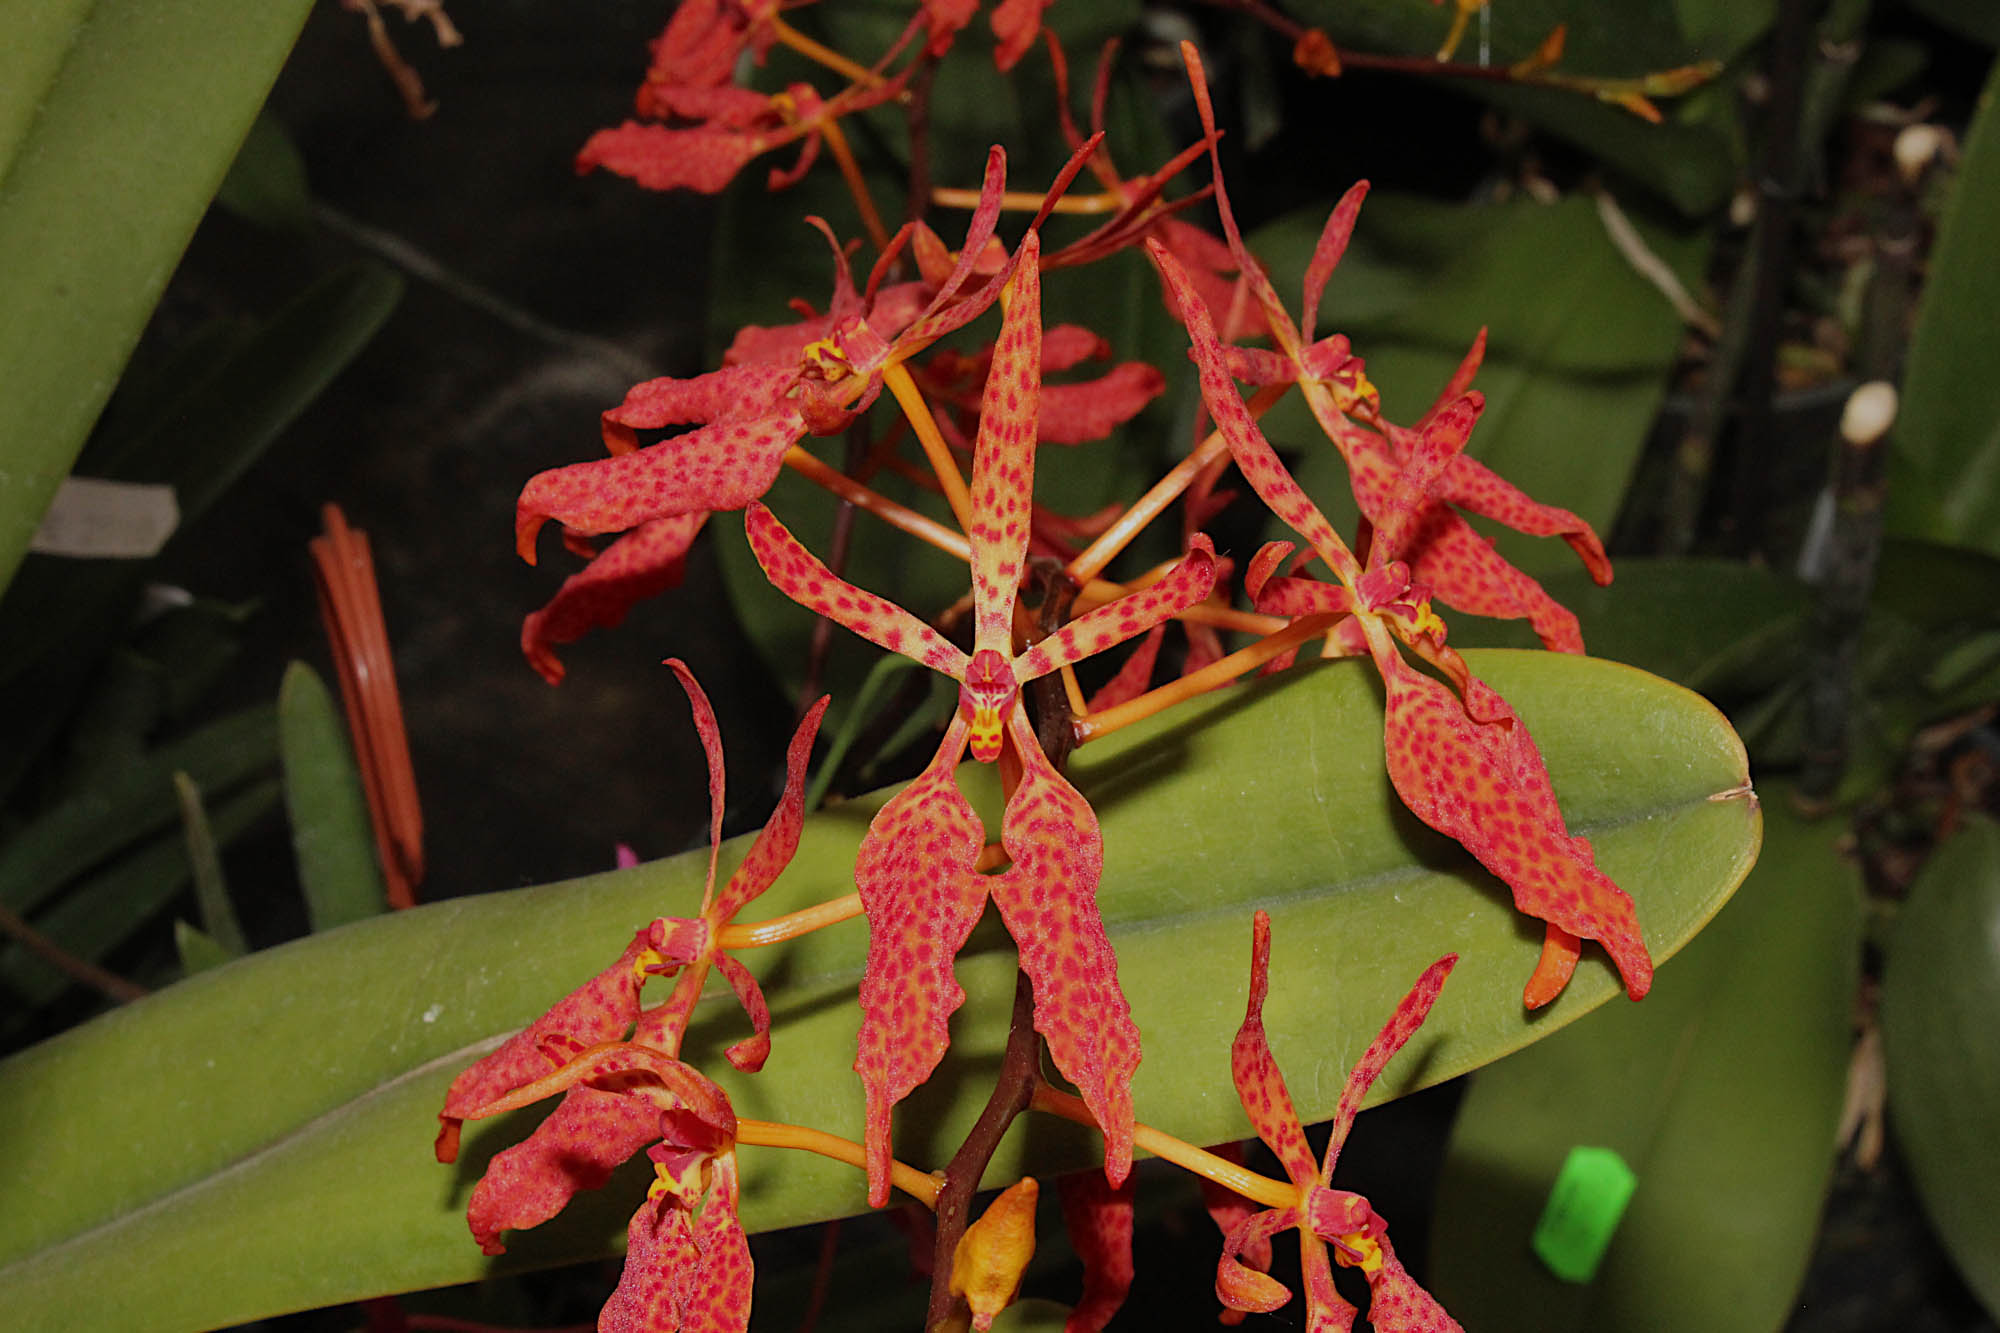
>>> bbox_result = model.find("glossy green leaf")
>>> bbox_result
[1430,787,1859,1333]
[0,652,1756,1330]
[1258,192,1704,578]
[278,661,389,932]
[1887,60,2000,558]
[0,0,315,596]
[1881,813,2000,1319]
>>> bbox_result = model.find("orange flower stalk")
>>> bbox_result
[747,230,1218,1204]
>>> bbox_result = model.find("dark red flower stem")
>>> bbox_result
[924,967,1041,1330]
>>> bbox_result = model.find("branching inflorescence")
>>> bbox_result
[442,4,1714,1328]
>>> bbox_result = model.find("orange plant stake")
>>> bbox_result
[310,503,424,909]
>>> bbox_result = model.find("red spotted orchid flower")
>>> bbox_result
[746,229,1219,1203]
[1149,225,1653,1007]
[1173,45,1611,653]
[435,661,825,1262]
[1217,911,1463,1333]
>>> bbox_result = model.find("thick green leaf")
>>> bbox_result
[1257,192,1704,578]
[1887,61,2000,557]
[0,652,1757,1330]
[1881,814,2000,1319]
[1429,788,1859,1333]
[278,662,389,932]
[0,0,315,596]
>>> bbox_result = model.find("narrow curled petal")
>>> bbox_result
[1198,1142,1273,1293]
[712,692,829,923]
[1217,1206,1304,1315]
[601,1149,755,1333]
[522,514,707,685]
[990,709,1139,1186]
[1300,180,1369,338]
[1057,1170,1136,1333]
[1231,911,1319,1185]
[516,410,806,560]
[1011,535,1217,682]
[1369,397,1480,572]
[1085,624,1166,711]
[1369,639,1652,1002]
[853,718,990,1206]
[664,659,728,910]
[970,233,1043,658]
[1147,239,1357,583]
[1323,955,1457,1177]
[745,502,970,678]
[1298,1230,1358,1333]
[712,953,773,1073]
[466,1089,660,1255]
[601,363,796,451]
[1436,452,1613,586]
[1362,1234,1464,1333]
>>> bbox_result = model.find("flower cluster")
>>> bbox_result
[440,8,1683,1330]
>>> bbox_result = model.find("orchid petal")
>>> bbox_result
[1057,1170,1135,1333]
[1011,535,1217,681]
[1322,955,1456,1179]
[970,232,1043,658]
[990,0,1054,71]
[1417,329,1487,431]
[1300,181,1369,339]
[744,502,970,679]
[601,1150,755,1333]
[664,659,727,912]
[522,514,707,686]
[600,363,796,452]
[1216,1206,1303,1315]
[1362,1234,1464,1333]
[637,0,777,114]
[435,929,655,1157]
[1085,624,1166,711]
[712,953,773,1074]
[1435,452,1613,586]
[1370,396,1480,572]
[578,115,812,195]
[991,708,1139,1187]
[712,692,829,924]
[1230,912,1319,1185]
[516,410,807,560]
[1368,638,1652,1002]
[1041,324,1110,372]
[1036,362,1166,445]
[465,1086,663,1256]
[1299,1230,1359,1333]
[852,717,991,1206]
[1149,238,1358,582]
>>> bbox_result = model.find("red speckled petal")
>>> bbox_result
[1217,1206,1304,1316]
[712,953,773,1074]
[1057,1170,1135,1333]
[1299,1231,1359,1333]
[1037,362,1166,445]
[920,0,978,53]
[466,1086,662,1255]
[1085,624,1166,711]
[1369,397,1480,573]
[636,0,777,116]
[664,659,727,912]
[1041,324,1110,372]
[578,117,807,195]
[713,693,829,925]
[436,929,655,1154]
[1148,239,1359,584]
[1300,181,1369,338]
[1437,453,1613,586]
[1417,330,1487,431]
[970,233,1043,657]
[853,717,990,1206]
[522,513,707,686]
[1363,1234,1464,1333]
[1012,535,1217,682]
[600,1151,755,1333]
[600,363,796,451]
[516,411,806,560]
[991,0,1054,70]
[1231,912,1319,1186]
[1368,638,1653,1003]
[745,501,970,678]
[991,708,1139,1186]
[1322,955,1456,1179]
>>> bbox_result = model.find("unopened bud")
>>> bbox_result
[1893,124,1947,186]
[950,1177,1039,1330]
[1840,381,1898,447]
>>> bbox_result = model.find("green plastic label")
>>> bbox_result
[1531,1145,1638,1283]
